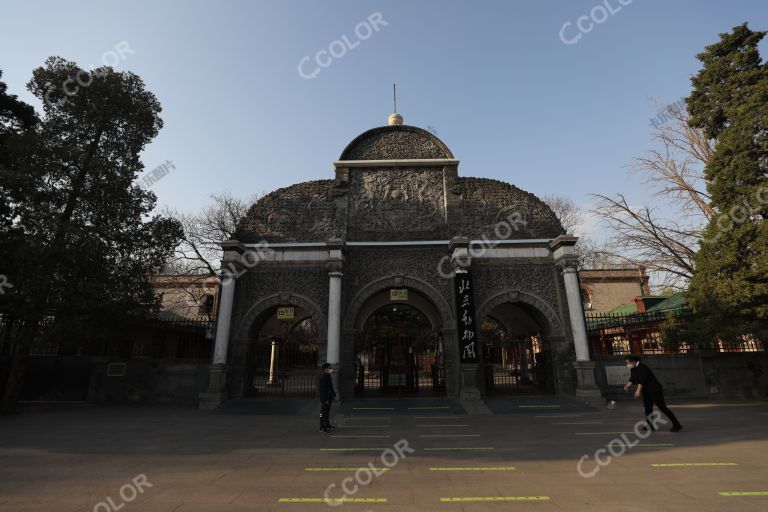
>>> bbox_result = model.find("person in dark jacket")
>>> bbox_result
[319,363,336,433]
[624,355,683,432]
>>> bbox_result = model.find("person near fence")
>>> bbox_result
[319,362,336,433]
[624,355,683,432]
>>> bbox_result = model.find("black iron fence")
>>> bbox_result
[586,309,764,355]
[0,314,215,360]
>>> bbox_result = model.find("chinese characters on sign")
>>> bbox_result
[140,160,175,188]
[276,307,295,320]
[390,288,408,301]
[454,270,479,363]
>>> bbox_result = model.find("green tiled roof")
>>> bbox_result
[608,303,637,314]
[646,292,687,312]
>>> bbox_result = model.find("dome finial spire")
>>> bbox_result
[388,83,403,125]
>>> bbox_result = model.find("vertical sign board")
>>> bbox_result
[454,270,479,363]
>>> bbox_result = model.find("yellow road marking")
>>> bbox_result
[424,447,494,451]
[653,463,738,467]
[576,431,635,435]
[331,435,391,438]
[719,492,768,496]
[279,497,387,502]
[304,467,390,471]
[320,448,389,451]
[441,496,550,502]
[430,467,516,471]
[420,434,479,437]
[553,422,604,425]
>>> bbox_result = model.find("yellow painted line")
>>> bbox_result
[417,424,469,427]
[553,422,604,425]
[653,463,738,467]
[352,407,394,410]
[430,467,516,471]
[424,447,494,451]
[519,405,560,408]
[719,492,768,496]
[279,497,387,503]
[320,448,389,451]
[331,435,391,438]
[420,434,479,437]
[441,496,550,502]
[304,467,390,471]
[576,432,635,435]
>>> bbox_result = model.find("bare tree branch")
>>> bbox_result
[588,101,714,290]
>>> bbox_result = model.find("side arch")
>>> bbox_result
[476,290,564,337]
[235,292,327,342]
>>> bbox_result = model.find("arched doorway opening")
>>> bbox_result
[246,305,318,396]
[480,302,554,395]
[354,303,446,396]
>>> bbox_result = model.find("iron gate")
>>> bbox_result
[248,318,318,397]
[354,334,446,396]
[483,335,550,395]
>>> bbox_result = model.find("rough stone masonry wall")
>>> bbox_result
[595,353,768,400]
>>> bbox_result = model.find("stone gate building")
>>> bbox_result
[199,113,600,408]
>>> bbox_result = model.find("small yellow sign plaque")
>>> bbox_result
[277,306,295,320]
[390,288,408,301]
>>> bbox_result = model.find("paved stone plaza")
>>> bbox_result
[1,398,767,511]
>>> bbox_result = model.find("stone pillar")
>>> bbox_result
[450,238,483,402]
[326,239,344,400]
[327,271,343,366]
[562,264,590,362]
[199,271,236,409]
[212,273,237,364]
[550,234,602,404]
[562,262,602,403]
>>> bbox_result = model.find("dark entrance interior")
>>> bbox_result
[354,303,445,396]
[481,303,554,395]
[247,307,318,397]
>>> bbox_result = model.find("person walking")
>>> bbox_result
[624,355,683,432]
[319,363,336,433]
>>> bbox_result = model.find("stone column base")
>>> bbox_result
[198,392,228,410]
[199,363,228,410]
[459,364,483,402]
[572,360,604,406]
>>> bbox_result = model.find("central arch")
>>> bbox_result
[341,275,457,397]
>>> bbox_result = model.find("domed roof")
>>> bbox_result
[339,125,454,160]
[235,121,564,243]
[236,175,564,243]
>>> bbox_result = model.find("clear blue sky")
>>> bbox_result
[2,0,767,237]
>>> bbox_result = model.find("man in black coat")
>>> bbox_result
[624,355,683,432]
[319,363,336,433]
